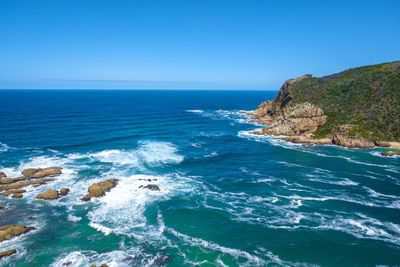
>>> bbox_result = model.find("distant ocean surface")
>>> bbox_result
[0,90,399,266]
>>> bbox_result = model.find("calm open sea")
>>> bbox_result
[0,90,399,266]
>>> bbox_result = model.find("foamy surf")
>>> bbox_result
[87,173,193,237]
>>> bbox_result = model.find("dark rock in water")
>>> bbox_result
[11,193,23,199]
[0,249,17,259]
[0,172,6,179]
[155,255,171,265]
[63,261,72,266]
[36,190,59,200]
[0,206,6,210]
[0,225,35,242]
[28,216,36,221]
[143,184,160,191]
[60,188,70,196]
[81,179,118,201]
[381,151,400,156]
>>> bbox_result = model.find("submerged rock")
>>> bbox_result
[381,151,400,156]
[0,225,35,242]
[11,193,23,199]
[36,190,59,200]
[27,216,36,221]
[0,249,17,259]
[81,179,118,201]
[59,188,70,196]
[154,255,171,265]
[142,184,160,191]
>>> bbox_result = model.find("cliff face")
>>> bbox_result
[251,61,400,148]
[253,74,328,136]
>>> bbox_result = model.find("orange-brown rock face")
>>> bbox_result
[0,249,17,259]
[36,190,60,200]
[81,179,118,201]
[0,225,35,242]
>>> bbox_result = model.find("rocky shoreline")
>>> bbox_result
[0,166,162,262]
[247,73,400,156]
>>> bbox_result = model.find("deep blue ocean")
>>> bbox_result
[0,90,399,266]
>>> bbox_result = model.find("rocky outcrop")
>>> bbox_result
[22,167,62,179]
[331,125,375,148]
[381,151,400,156]
[253,102,327,136]
[89,264,109,267]
[36,190,60,200]
[251,75,329,140]
[0,167,62,198]
[81,179,118,201]
[0,172,6,179]
[3,189,26,198]
[0,225,35,242]
[36,187,70,200]
[0,249,17,259]
[60,188,70,196]
[252,75,313,123]
[250,61,400,148]
[279,136,332,145]
[250,72,398,148]
[0,179,54,192]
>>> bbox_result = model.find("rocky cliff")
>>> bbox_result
[251,61,400,148]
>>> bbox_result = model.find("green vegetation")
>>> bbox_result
[289,61,400,141]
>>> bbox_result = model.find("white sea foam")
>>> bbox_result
[186,109,204,113]
[51,248,150,267]
[204,151,218,158]
[67,214,82,222]
[166,227,268,266]
[69,141,183,167]
[87,173,193,237]
[370,150,400,158]
[0,142,10,153]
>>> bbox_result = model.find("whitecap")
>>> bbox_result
[0,142,10,153]
[186,109,204,113]
[67,214,82,222]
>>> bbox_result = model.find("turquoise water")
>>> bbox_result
[0,90,399,266]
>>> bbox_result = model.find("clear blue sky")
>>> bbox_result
[0,0,399,90]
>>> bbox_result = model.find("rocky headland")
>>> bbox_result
[250,61,400,154]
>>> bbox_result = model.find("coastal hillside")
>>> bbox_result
[252,61,400,148]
